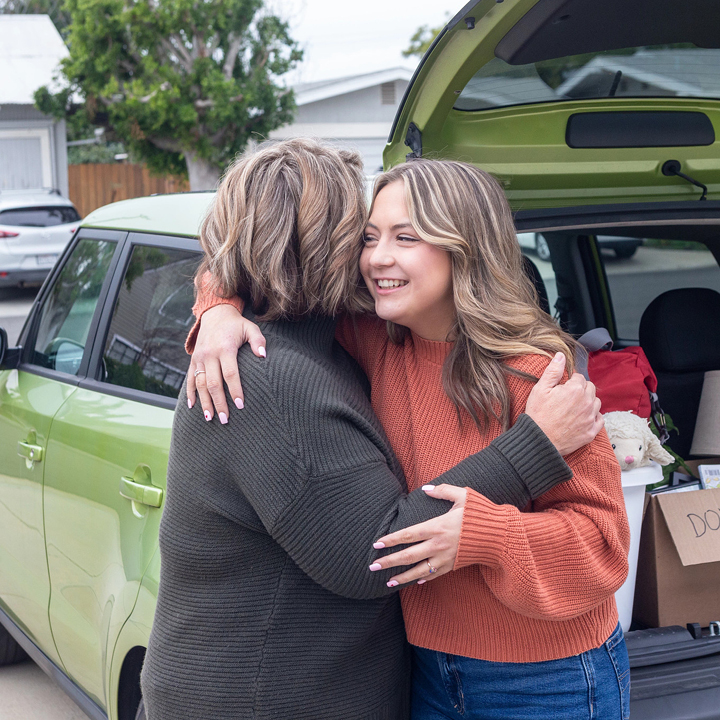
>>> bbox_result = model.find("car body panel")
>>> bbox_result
[82,193,215,238]
[43,368,172,707]
[384,0,720,207]
[0,369,75,668]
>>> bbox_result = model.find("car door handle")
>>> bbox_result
[18,431,44,468]
[120,465,163,507]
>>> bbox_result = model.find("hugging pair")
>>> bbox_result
[142,139,630,720]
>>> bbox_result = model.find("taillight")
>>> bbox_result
[0,230,19,238]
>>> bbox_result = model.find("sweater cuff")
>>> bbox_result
[454,489,509,570]
[492,414,573,500]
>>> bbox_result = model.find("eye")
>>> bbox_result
[397,235,420,243]
[362,235,378,245]
[639,445,642,451]
[611,444,616,450]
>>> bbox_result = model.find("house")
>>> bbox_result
[269,67,413,173]
[0,14,69,196]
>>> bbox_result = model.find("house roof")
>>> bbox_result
[0,15,68,105]
[557,49,720,98]
[294,67,413,106]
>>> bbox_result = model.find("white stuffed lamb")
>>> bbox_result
[603,411,674,471]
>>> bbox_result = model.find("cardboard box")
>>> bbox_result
[633,484,720,628]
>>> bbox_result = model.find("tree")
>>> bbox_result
[35,0,302,189]
[0,0,71,34]
[402,15,448,59]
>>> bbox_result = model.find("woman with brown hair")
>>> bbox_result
[141,141,600,720]
[188,156,630,718]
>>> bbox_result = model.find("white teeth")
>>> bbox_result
[377,279,407,288]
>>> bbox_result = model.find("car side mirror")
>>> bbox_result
[0,327,21,370]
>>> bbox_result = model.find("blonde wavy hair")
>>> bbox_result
[371,160,578,431]
[198,138,372,320]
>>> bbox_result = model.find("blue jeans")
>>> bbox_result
[411,623,630,720]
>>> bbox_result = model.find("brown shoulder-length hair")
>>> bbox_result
[198,138,373,320]
[371,159,579,431]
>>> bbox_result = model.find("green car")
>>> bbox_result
[2,1,720,719]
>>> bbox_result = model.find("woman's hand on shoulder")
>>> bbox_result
[368,485,467,587]
[188,304,266,422]
[524,352,603,456]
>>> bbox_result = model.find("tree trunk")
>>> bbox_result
[184,151,221,191]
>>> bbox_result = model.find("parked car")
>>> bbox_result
[0,189,80,288]
[518,231,643,260]
[2,2,720,720]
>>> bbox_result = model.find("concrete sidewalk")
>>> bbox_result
[0,661,87,720]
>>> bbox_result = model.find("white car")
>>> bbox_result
[518,231,643,261]
[0,189,80,288]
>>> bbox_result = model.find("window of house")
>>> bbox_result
[381,82,396,105]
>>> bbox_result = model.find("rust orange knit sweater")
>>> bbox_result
[189,297,630,663]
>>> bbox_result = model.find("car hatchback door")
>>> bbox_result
[42,233,201,708]
[0,231,120,666]
[385,0,720,208]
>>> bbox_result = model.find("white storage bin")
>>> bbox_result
[615,461,662,631]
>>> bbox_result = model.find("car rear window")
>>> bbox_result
[455,45,720,111]
[0,206,81,227]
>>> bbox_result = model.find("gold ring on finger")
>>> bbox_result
[426,560,438,574]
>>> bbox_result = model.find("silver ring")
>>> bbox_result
[426,560,437,574]
[194,369,206,378]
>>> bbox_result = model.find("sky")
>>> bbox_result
[270,0,460,83]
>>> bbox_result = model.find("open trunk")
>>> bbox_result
[516,202,720,718]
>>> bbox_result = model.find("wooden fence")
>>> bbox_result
[68,163,189,218]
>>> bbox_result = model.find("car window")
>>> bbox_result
[0,206,81,227]
[30,238,117,374]
[454,45,718,112]
[517,232,559,314]
[101,244,201,398]
[603,239,720,341]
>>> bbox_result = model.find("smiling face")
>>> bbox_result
[360,180,456,341]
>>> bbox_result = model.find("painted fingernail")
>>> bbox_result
[235,398,244,410]
[422,485,435,492]
[417,579,426,585]
[373,542,385,549]
[258,346,266,358]
[204,411,211,421]
[369,563,382,571]
[387,580,399,588]
[219,412,228,425]
[188,399,193,409]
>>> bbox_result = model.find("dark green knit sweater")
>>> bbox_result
[141,314,571,720]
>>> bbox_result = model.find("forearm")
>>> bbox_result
[186,271,245,353]
[453,443,630,620]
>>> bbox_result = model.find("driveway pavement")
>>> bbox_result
[0,661,87,720]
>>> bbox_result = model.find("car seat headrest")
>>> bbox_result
[639,288,720,373]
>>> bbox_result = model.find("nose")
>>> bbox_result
[624,455,635,465]
[367,237,395,268]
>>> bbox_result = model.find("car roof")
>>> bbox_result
[80,192,216,238]
[0,189,76,211]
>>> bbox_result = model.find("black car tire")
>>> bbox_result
[0,624,28,666]
[135,698,146,720]
[535,234,551,261]
[614,245,638,259]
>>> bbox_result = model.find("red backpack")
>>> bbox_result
[578,328,669,443]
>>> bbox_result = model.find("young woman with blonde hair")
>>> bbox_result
[188,154,631,719]
[142,140,601,720]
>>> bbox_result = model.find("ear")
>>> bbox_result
[646,432,674,466]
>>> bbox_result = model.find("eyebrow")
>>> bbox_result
[365,222,414,231]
